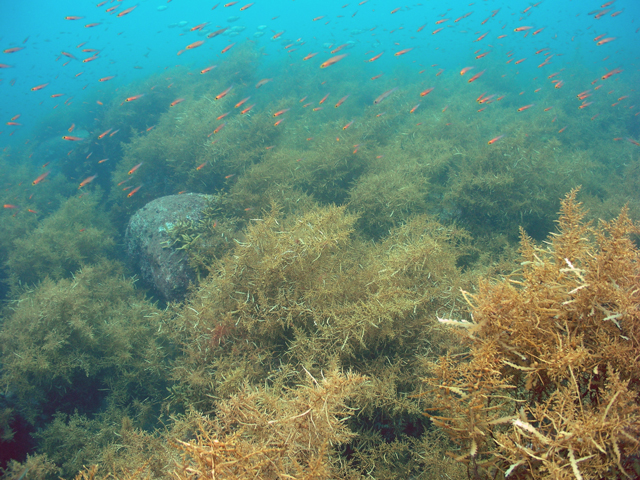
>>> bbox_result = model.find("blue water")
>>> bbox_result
[2,0,638,150]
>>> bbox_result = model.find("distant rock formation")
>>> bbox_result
[125,193,210,302]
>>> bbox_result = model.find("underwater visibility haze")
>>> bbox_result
[1,0,640,479]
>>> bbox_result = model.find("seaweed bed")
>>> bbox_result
[1,44,639,480]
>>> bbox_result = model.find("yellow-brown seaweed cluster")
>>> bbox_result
[421,188,640,479]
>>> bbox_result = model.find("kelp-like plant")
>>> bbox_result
[421,187,640,479]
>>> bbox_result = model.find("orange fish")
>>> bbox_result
[65,16,85,20]
[191,23,209,32]
[240,3,254,10]
[319,93,330,104]
[221,43,236,54]
[597,37,616,46]
[420,87,434,97]
[343,120,354,130]
[170,98,185,107]
[240,103,255,114]
[98,128,113,139]
[213,123,226,134]
[68,123,75,132]
[320,54,348,68]
[460,66,474,75]
[335,95,349,108]
[117,5,137,17]
[514,26,532,32]
[273,108,290,117]
[62,135,85,141]
[99,75,116,82]
[488,134,504,145]
[85,22,102,28]
[467,70,486,83]
[368,51,384,62]
[394,48,413,56]
[217,112,230,120]
[186,40,205,50]
[31,83,49,91]
[200,65,217,74]
[3,204,18,209]
[196,162,207,170]
[409,103,420,113]
[127,185,143,198]
[235,97,251,108]
[3,47,25,53]
[128,162,143,175]
[79,175,97,188]
[215,86,233,100]
[272,31,285,40]
[517,104,534,112]
[32,171,50,185]
[303,52,318,61]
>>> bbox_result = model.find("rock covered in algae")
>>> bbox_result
[125,193,210,301]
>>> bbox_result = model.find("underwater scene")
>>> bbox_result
[1,0,640,478]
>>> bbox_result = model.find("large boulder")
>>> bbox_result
[125,193,211,302]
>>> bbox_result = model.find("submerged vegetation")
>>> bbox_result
[1,39,639,480]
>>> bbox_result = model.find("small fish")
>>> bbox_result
[368,51,384,62]
[221,43,236,54]
[514,26,532,32]
[200,65,217,74]
[420,87,434,96]
[3,204,18,209]
[127,185,143,198]
[32,171,50,185]
[255,78,272,88]
[117,5,138,17]
[31,83,49,91]
[394,47,413,56]
[517,104,534,112]
[186,40,205,50]
[78,175,97,188]
[213,123,226,134]
[215,86,233,100]
[65,16,85,20]
[319,93,330,104]
[303,52,318,61]
[98,128,113,139]
[320,54,348,68]
[343,120,354,130]
[596,37,616,46]
[196,162,207,170]
[125,94,144,102]
[335,95,349,108]
[62,135,85,141]
[170,98,185,107]
[3,47,25,53]
[235,97,251,108]
[128,162,143,175]
[467,70,486,83]
[99,75,116,82]
[240,103,255,114]
[374,87,398,105]
[488,134,504,145]
[273,108,290,117]
[409,103,420,113]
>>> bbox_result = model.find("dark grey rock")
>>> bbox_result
[125,193,210,302]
